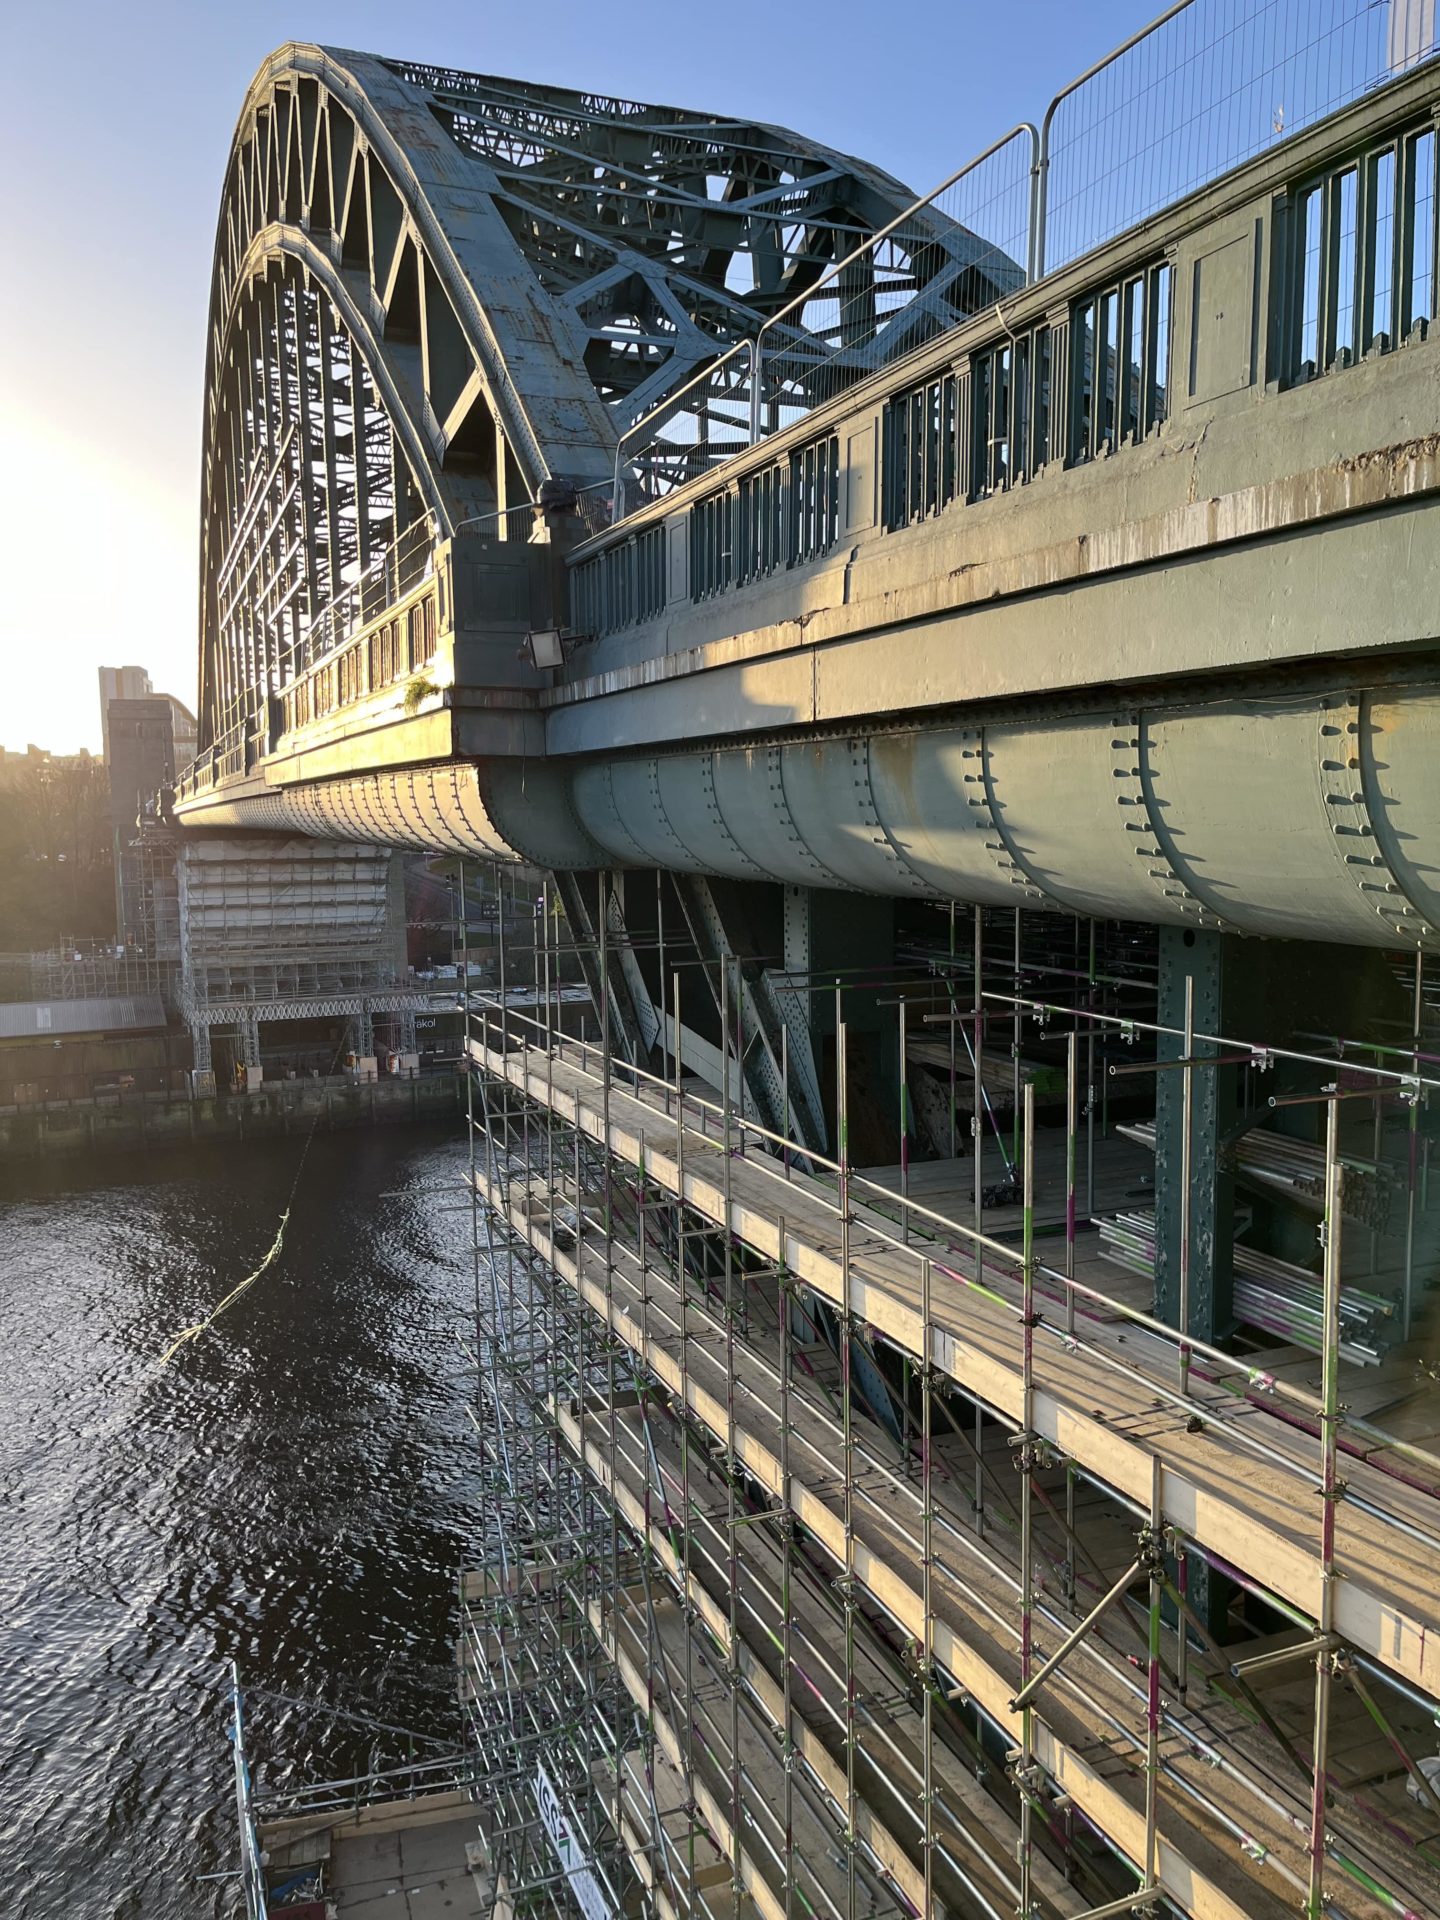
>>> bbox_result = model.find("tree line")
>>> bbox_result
[0,758,116,951]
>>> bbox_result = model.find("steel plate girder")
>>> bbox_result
[193,683,1440,948]
[562,688,1440,950]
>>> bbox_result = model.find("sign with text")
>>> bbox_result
[535,1761,611,1920]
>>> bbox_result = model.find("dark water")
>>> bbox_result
[0,1124,478,1919]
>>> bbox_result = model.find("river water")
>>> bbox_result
[0,1123,478,1919]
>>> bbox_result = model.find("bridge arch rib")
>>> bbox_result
[199,45,997,761]
[199,47,608,756]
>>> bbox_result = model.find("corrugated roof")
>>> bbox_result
[0,995,167,1039]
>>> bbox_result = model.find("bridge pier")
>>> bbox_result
[779,882,897,1164]
[190,1019,213,1082]
[173,834,420,1090]
[349,1001,375,1070]
[1153,928,1240,1637]
[237,1011,262,1090]
[1154,928,1236,1348]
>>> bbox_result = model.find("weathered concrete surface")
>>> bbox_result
[548,329,1440,751]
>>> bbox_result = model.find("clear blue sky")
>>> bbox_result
[0,0,1148,752]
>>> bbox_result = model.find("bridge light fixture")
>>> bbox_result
[526,628,565,671]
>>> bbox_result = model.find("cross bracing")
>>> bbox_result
[397,64,1019,418]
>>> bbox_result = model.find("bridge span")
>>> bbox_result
[191,25,1440,1920]
[175,50,1440,950]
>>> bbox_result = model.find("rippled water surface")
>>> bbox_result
[0,1124,477,1918]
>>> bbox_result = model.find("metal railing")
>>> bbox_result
[467,979,1440,1536]
[250,1747,475,1823]
[450,478,618,547]
[228,1664,268,1920]
[174,731,229,802]
[606,0,1439,523]
[612,126,1035,516]
[299,511,436,672]
[181,515,437,798]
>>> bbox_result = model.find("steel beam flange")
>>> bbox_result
[642,757,717,875]
[768,744,856,894]
[1112,715,1232,932]
[853,738,940,897]
[971,731,1054,907]
[1320,694,1436,947]
[769,745,849,889]
[590,765,653,867]
[698,753,768,880]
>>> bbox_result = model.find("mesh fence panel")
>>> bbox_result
[1040,0,1438,273]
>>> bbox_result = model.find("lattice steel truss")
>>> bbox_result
[199,47,1011,756]
[401,65,1015,423]
[204,263,426,743]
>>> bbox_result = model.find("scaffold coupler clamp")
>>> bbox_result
[1005,1748,1043,1794]
[1009,1430,1055,1474]
[1136,1519,1167,1577]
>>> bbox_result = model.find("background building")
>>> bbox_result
[104,694,196,945]
[96,664,152,764]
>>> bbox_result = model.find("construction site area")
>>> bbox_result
[229,868,1440,1920]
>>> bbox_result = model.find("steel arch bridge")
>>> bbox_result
[193,38,1440,1920]
[199,45,1015,759]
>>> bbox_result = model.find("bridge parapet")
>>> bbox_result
[572,61,1440,676]
[178,519,565,797]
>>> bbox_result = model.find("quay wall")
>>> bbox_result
[0,1071,465,1162]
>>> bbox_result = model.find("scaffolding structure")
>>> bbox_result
[0,940,165,1004]
[135,814,181,980]
[174,834,423,1079]
[457,860,1440,1920]
[457,865,651,1916]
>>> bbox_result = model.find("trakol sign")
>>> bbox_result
[535,1761,611,1920]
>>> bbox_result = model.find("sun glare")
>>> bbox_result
[0,405,195,754]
